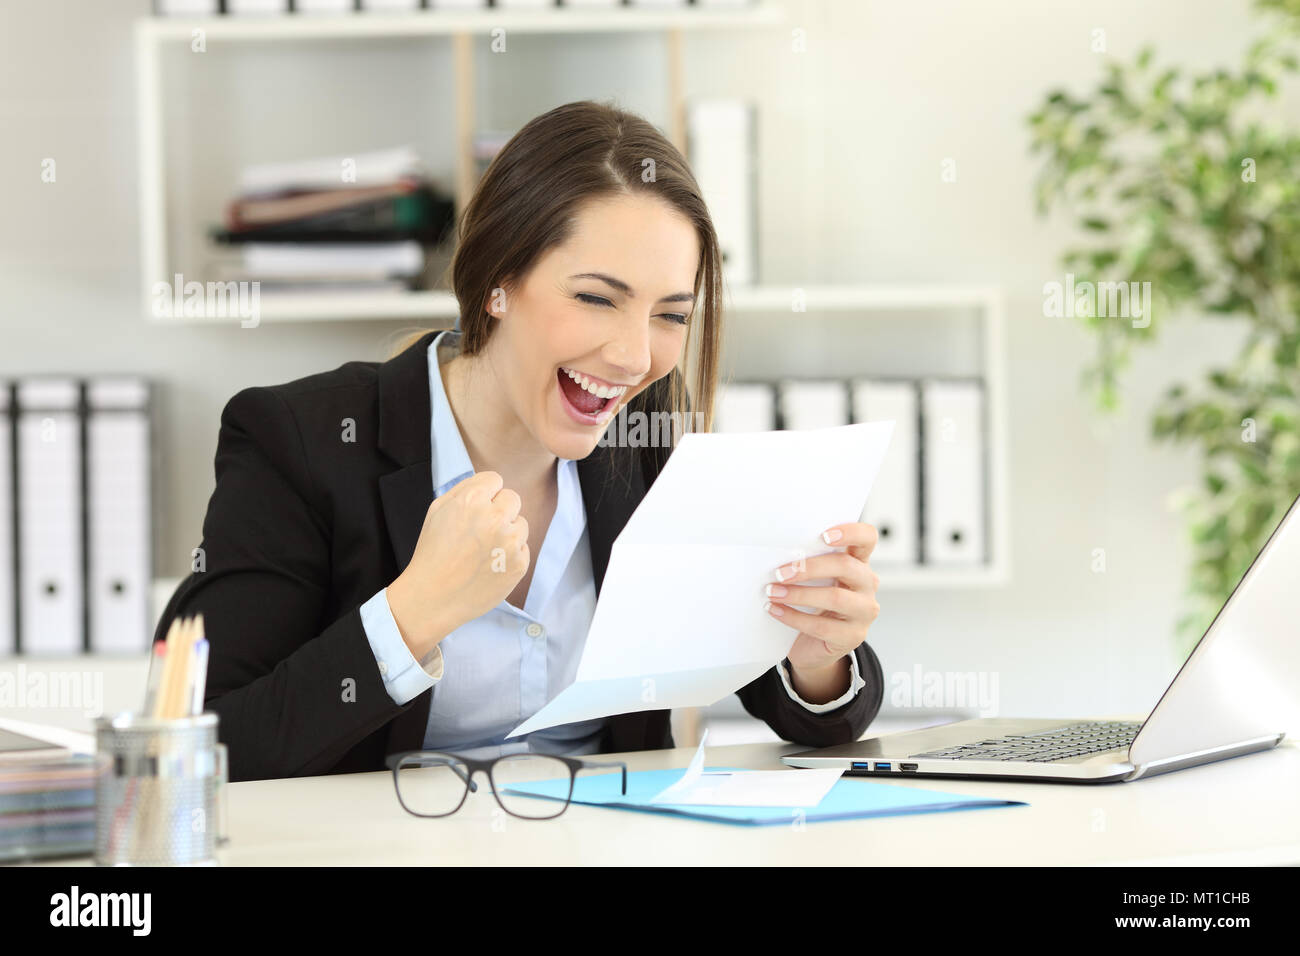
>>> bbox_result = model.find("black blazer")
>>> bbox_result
[155,331,884,782]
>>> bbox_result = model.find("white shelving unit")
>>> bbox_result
[132,8,1010,590]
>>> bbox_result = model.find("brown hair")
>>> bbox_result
[390,99,723,473]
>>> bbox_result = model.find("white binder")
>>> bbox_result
[714,382,775,432]
[296,0,354,12]
[920,379,986,565]
[16,379,83,655]
[155,0,219,14]
[852,379,919,567]
[86,379,153,655]
[687,99,756,286]
[225,0,288,14]
[0,384,13,655]
[778,380,848,431]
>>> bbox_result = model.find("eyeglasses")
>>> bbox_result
[385,750,628,820]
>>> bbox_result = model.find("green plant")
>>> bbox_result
[1027,0,1300,657]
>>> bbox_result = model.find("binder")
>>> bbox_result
[714,382,775,432]
[86,380,154,655]
[0,384,13,655]
[225,0,288,14]
[15,380,83,655]
[852,379,919,567]
[687,99,757,286]
[778,380,848,431]
[154,0,219,14]
[920,378,986,565]
[296,0,355,12]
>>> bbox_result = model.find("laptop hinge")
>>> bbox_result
[1126,733,1285,781]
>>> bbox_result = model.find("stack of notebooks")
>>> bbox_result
[210,146,455,295]
[0,727,96,863]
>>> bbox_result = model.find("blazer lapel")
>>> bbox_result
[576,441,645,598]
[377,332,650,755]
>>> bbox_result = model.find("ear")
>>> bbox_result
[483,280,514,319]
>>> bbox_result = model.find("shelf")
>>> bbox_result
[147,284,1002,324]
[725,284,1001,312]
[138,3,782,41]
[146,288,461,323]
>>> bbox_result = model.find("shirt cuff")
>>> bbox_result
[778,651,866,714]
[360,587,443,706]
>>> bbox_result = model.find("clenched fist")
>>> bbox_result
[386,470,530,660]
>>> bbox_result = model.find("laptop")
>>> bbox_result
[781,491,1300,783]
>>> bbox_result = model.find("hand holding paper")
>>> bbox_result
[508,421,893,739]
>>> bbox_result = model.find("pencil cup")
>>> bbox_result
[94,712,229,866]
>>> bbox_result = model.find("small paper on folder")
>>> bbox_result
[507,421,894,739]
[648,729,842,808]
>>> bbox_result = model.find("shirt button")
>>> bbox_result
[525,623,544,638]
[377,660,388,676]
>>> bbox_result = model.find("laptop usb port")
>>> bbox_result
[900,762,918,771]
[850,761,873,771]
[873,762,891,771]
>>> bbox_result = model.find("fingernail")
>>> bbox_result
[764,600,784,617]
[765,583,788,598]
[822,528,842,544]
[773,566,788,582]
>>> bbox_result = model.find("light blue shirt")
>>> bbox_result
[360,329,865,759]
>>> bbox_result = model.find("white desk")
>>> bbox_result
[86,736,1298,866]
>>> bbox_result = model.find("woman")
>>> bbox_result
[156,101,885,783]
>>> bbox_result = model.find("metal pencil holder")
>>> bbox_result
[94,712,228,867]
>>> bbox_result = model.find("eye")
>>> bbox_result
[577,292,688,325]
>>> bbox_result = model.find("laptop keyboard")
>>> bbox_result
[910,720,1142,763]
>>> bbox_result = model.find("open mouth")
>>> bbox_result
[556,366,623,424]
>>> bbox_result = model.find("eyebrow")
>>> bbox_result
[569,272,695,304]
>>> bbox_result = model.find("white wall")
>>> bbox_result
[0,0,1281,730]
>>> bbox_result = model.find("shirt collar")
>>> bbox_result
[427,329,476,495]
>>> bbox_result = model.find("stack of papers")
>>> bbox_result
[0,721,96,862]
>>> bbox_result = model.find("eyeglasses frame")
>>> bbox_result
[385,749,629,820]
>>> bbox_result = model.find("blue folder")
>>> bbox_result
[502,766,1027,826]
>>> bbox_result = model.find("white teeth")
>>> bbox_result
[561,367,627,400]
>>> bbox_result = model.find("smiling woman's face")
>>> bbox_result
[487,191,700,462]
